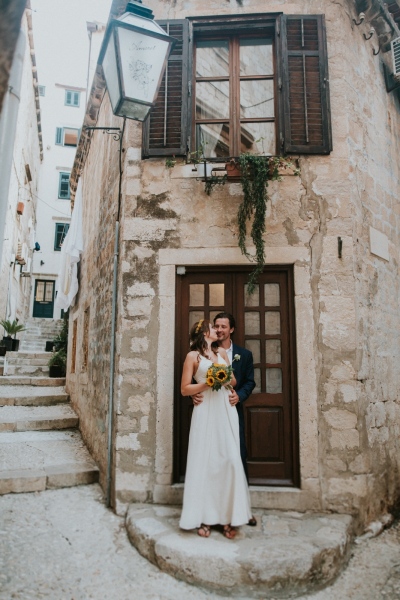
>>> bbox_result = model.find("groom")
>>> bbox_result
[213,312,255,480]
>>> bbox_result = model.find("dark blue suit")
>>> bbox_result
[231,343,255,480]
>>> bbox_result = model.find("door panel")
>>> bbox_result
[174,266,299,487]
[33,279,55,318]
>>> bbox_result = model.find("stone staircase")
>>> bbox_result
[19,318,63,353]
[4,351,50,376]
[0,368,99,494]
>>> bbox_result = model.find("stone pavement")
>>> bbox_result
[1,484,400,600]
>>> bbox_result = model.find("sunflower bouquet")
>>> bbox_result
[206,363,233,391]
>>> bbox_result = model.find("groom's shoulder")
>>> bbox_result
[233,343,251,357]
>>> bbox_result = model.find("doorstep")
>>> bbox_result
[126,503,354,598]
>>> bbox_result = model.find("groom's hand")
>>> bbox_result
[229,390,239,406]
[192,392,204,406]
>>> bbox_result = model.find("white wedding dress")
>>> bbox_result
[179,354,252,530]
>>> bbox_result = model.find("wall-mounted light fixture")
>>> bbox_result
[98,0,177,121]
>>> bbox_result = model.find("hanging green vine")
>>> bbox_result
[237,154,299,293]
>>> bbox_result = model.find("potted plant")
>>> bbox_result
[0,319,26,351]
[0,341,6,357]
[48,315,68,377]
[48,349,67,378]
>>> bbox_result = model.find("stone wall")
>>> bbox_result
[69,0,400,525]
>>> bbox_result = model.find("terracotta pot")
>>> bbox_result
[225,160,241,179]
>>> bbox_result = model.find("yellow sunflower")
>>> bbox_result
[216,370,227,382]
[206,376,215,386]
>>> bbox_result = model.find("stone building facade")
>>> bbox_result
[68,0,400,528]
[0,6,42,325]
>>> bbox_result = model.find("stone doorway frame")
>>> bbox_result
[154,246,322,512]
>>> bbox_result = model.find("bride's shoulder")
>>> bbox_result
[186,350,200,361]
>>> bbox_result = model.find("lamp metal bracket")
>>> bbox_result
[84,126,122,141]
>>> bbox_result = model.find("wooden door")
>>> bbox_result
[33,279,55,318]
[174,266,299,487]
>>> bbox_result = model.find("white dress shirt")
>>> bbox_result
[226,341,233,365]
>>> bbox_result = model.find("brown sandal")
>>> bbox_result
[197,524,211,537]
[223,524,237,539]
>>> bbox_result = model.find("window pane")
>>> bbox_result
[209,283,224,306]
[240,80,274,119]
[189,284,204,306]
[189,311,204,332]
[196,40,229,77]
[240,38,273,75]
[45,282,54,302]
[245,339,260,363]
[196,123,230,157]
[245,312,260,335]
[266,339,281,363]
[266,368,282,393]
[35,282,45,301]
[240,122,275,155]
[64,128,78,146]
[254,368,261,393]
[265,283,280,306]
[210,310,221,324]
[265,311,280,335]
[244,284,259,307]
[196,81,229,120]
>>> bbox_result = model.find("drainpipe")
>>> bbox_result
[0,30,26,270]
[106,117,126,508]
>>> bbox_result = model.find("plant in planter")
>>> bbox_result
[0,341,6,357]
[48,349,67,378]
[48,315,68,377]
[0,319,26,351]
[237,154,299,293]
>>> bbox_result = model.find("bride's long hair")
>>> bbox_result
[189,319,219,357]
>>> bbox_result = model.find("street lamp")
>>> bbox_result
[98,0,176,121]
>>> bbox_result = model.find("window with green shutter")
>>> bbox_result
[54,223,70,251]
[65,90,80,107]
[58,172,70,199]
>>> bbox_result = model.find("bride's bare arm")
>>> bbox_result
[181,352,209,396]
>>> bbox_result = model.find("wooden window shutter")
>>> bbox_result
[143,19,190,157]
[278,15,332,154]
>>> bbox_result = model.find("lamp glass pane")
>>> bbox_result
[102,31,120,111]
[117,26,170,104]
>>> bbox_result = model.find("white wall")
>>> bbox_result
[30,0,110,319]
[0,12,41,326]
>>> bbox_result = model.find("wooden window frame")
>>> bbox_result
[192,29,278,159]
[143,14,332,158]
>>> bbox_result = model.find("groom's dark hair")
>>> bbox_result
[213,312,235,330]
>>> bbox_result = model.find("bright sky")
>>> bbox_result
[31,0,113,88]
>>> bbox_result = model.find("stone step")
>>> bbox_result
[126,505,354,598]
[5,352,49,362]
[0,404,78,432]
[0,429,99,494]
[0,376,65,386]
[0,385,68,406]
[5,365,50,376]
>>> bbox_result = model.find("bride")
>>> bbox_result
[179,319,252,539]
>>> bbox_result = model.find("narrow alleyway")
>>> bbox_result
[1,484,399,600]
